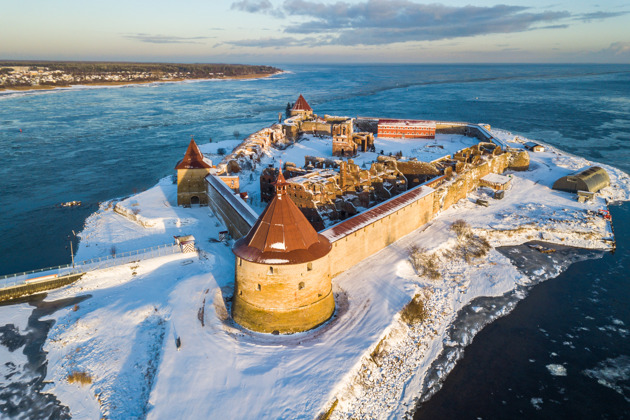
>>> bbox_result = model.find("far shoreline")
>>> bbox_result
[0,71,283,94]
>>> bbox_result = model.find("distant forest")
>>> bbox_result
[0,61,280,76]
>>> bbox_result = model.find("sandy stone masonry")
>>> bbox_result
[231,172,335,333]
[194,95,531,334]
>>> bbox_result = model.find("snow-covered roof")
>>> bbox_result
[481,173,511,185]
[206,174,258,227]
[174,235,195,244]
[475,124,508,150]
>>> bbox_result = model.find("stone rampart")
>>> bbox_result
[0,273,84,302]
[322,151,513,277]
[206,175,258,239]
[324,189,435,277]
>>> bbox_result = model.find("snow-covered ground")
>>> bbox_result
[38,129,630,419]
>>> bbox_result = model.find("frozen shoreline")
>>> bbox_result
[0,71,284,98]
[23,128,630,418]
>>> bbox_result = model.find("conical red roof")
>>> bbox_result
[175,138,211,169]
[291,94,312,112]
[233,171,331,264]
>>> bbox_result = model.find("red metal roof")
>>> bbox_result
[175,138,212,170]
[291,94,312,112]
[233,170,331,264]
[322,184,435,243]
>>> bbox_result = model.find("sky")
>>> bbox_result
[1,0,629,64]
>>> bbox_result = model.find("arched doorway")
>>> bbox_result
[190,196,200,206]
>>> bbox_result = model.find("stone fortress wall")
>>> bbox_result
[206,174,258,239]
[186,99,530,333]
[203,119,526,278]
[322,144,516,277]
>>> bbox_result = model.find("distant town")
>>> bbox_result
[0,61,281,90]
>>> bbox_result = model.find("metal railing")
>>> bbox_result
[0,243,182,290]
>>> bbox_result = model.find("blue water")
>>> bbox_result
[416,203,630,419]
[1,64,629,417]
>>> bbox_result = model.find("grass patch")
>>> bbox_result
[370,336,388,366]
[316,398,339,420]
[67,371,92,385]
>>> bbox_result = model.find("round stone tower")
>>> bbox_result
[232,171,334,333]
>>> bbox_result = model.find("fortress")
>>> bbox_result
[175,95,530,333]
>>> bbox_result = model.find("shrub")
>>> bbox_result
[451,219,471,237]
[401,293,427,325]
[67,371,92,385]
[217,148,227,156]
[408,245,441,280]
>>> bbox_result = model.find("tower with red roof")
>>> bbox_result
[175,138,213,206]
[232,171,335,333]
[289,94,314,118]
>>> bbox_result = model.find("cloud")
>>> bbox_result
[227,1,630,49]
[606,41,630,55]
[578,11,629,22]
[124,34,212,44]
[280,0,571,45]
[226,36,320,48]
[231,0,274,13]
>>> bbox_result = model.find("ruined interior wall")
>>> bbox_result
[435,153,510,210]
[301,121,332,135]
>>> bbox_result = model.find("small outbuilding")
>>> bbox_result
[174,235,196,253]
[480,173,512,191]
[552,166,610,193]
[524,142,545,152]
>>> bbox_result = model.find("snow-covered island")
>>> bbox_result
[10,100,630,419]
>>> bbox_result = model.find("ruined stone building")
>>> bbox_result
[260,157,417,229]
[331,118,356,157]
[217,125,287,175]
